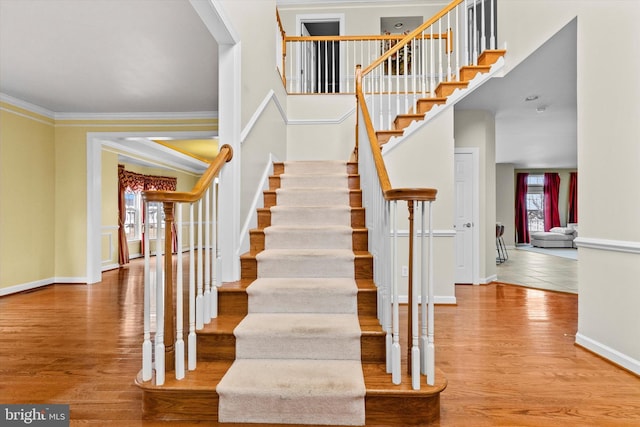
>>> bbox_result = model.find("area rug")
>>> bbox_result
[517,245,578,260]
[216,160,366,426]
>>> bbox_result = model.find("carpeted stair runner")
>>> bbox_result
[217,160,366,426]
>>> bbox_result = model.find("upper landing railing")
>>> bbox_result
[139,144,233,386]
[277,0,496,100]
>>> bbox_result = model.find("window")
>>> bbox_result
[526,175,544,232]
[124,190,141,241]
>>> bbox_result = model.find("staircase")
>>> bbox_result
[375,50,506,146]
[137,160,447,425]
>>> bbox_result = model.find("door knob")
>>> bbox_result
[464,222,472,228]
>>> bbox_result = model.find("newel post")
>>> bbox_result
[406,200,415,374]
[163,201,176,372]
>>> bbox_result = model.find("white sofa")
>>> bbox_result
[530,224,578,248]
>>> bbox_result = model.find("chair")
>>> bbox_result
[496,223,508,264]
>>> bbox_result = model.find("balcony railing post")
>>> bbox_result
[163,201,175,372]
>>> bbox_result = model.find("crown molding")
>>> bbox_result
[1,93,218,122]
[0,93,55,119]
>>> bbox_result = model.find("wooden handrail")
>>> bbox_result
[362,0,463,76]
[284,33,449,43]
[143,144,233,203]
[355,66,392,194]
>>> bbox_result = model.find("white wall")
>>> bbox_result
[499,0,640,374]
[286,95,355,160]
[220,0,289,228]
[496,163,515,247]
[384,108,456,303]
[277,2,442,36]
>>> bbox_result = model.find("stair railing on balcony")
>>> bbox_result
[140,144,233,386]
[356,66,437,389]
[278,0,495,103]
[360,0,496,132]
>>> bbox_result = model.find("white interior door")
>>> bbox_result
[454,152,474,283]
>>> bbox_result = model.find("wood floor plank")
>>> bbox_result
[0,258,638,426]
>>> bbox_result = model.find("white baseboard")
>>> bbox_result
[398,295,457,305]
[481,274,497,284]
[101,263,120,272]
[0,276,87,297]
[575,332,640,375]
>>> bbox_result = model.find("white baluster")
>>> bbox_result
[427,201,436,386]
[411,201,420,390]
[420,201,428,376]
[438,19,443,87]
[155,202,165,386]
[204,188,211,322]
[455,6,460,81]
[447,12,452,82]
[175,204,185,380]
[391,201,401,385]
[473,0,478,65]
[142,201,152,381]
[464,0,470,67]
[196,199,204,330]
[210,181,218,318]
[490,0,496,49]
[430,27,435,97]
[188,203,197,370]
[481,0,486,53]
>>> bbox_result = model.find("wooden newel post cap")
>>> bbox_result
[384,188,437,202]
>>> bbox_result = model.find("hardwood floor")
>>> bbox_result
[1,259,638,426]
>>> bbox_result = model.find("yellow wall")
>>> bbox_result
[0,105,56,289]
[54,119,216,280]
[0,101,216,292]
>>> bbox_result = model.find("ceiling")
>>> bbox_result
[456,18,577,169]
[0,0,217,114]
[0,0,576,169]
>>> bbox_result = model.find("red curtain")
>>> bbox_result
[543,173,561,231]
[568,172,578,224]
[117,165,144,265]
[515,173,530,244]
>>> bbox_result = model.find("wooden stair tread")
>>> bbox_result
[137,362,446,396]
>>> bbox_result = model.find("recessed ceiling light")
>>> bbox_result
[525,95,539,102]
[394,22,404,29]
[536,106,547,113]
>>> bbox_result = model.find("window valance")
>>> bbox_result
[118,164,177,192]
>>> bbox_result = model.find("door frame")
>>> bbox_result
[295,13,345,93]
[454,148,480,285]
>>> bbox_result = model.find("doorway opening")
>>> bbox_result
[296,15,344,93]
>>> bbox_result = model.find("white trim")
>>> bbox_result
[54,111,217,121]
[0,106,54,126]
[454,148,481,285]
[575,332,640,375]
[1,92,217,122]
[481,274,497,284]
[0,277,93,297]
[241,91,287,143]
[238,154,279,255]
[574,237,640,254]
[392,229,456,238]
[86,130,216,284]
[0,93,55,119]
[287,108,355,125]
[398,295,457,305]
[0,278,54,297]
[101,264,120,272]
[190,0,240,45]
